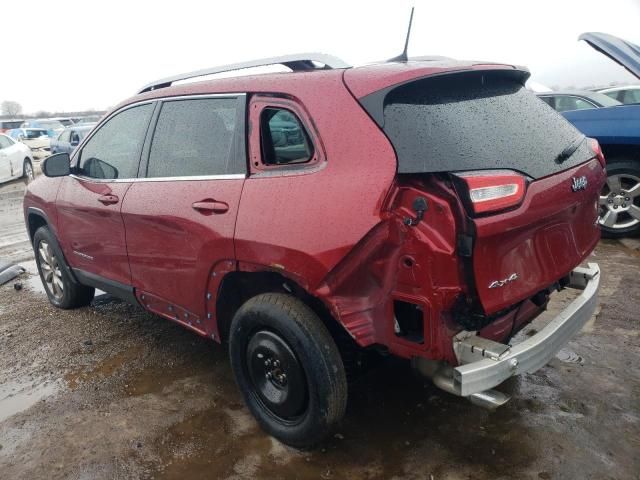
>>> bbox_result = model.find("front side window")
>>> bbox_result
[146,98,237,178]
[260,108,313,165]
[78,103,153,180]
[0,135,11,149]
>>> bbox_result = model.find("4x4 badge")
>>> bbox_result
[571,176,588,191]
[488,273,518,289]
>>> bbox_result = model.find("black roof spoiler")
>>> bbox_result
[137,53,350,94]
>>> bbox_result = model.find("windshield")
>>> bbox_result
[38,121,64,129]
[382,71,593,179]
[24,129,48,139]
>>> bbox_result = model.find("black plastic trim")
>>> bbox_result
[73,269,139,306]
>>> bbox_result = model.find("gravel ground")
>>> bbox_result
[0,178,638,480]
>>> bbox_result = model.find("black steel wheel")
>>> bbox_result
[245,329,308,421]
[229,293,347,449]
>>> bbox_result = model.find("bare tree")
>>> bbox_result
[1,100,23,117]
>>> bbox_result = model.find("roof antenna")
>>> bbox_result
[388,7,414,62]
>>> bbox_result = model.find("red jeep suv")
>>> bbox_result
[24,53,604,448]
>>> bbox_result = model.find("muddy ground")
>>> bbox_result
[0,178,638,480]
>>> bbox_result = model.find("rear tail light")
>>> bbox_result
[454,170,527,215]
[589,138,606,168]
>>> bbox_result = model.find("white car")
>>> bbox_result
[0,133,34,184]
[598,85,640,104]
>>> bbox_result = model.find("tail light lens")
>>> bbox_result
[454,170,527,215]
[589,138,606,168]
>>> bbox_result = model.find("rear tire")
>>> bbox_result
[22,158,34,182]
[599,159,640,238]
[229,293,347,449]
[33,226,95,309]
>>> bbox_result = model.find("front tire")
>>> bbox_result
[229,293,347,448]
[599,159,640,238]
[33,226,95,309]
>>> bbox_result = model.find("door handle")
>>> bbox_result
[98,194,119,205]
[192,199,229,214]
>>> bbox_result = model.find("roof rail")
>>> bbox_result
[138,53,350,94]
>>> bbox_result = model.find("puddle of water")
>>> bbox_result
[66,344,145,390]
[0,378,59,423]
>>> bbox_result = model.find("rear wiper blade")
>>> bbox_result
[555,135,586,164]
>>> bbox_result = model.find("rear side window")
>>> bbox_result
[261,108,313,165]
[554,96,595,112]
[382,71,592,179]
[78,104,153,180]
[146,98,237,178]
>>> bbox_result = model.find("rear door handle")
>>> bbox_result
[192,199,229,214]
[98,194,119,205]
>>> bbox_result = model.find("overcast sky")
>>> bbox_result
[2,0,639,114]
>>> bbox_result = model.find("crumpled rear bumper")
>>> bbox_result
[450,263,600,396]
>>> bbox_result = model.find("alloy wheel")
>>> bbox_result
[38,240,64,300]
[24,162,34,182]
[599,173,640,230]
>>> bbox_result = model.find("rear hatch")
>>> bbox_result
[349,67,605,314]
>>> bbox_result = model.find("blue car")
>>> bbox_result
[559,32,640,237]
[50,124,95,154]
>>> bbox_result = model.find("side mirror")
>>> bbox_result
[41,153,71,177]
[70,140,79,147]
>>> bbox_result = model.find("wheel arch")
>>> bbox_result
[27,208,50,243]
[215,267,368,379]
[215,268,339,343]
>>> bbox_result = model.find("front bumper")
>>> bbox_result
[451,263,600,397]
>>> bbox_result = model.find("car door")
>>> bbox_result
[0,135,12,181]
[56,102,155,287]
[121,95,246,329]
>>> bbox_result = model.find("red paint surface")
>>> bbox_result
[23,59,604,367]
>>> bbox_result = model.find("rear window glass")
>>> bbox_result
[261,108,313,165]
[383,71,592,179]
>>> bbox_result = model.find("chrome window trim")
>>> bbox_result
[72,92,247,180]
[69,173,246,184]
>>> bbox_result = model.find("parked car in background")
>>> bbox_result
[20,119,65,138]
[7,128,51,160]
[0,119,25,133]
[0,133,34,183]
[598,85,640,105]
[50,124,95,154]
[538,90,621,112]
[25,52,603,447]
[557,32,640,237]
[49,117,75,127]
[74,115,102,125]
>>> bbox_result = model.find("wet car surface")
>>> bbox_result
[0,178,639,479]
